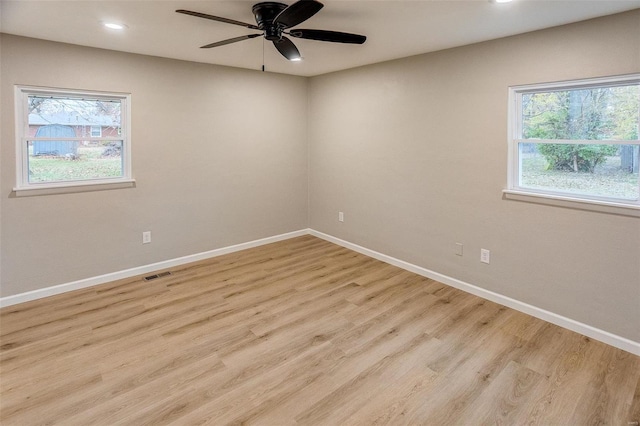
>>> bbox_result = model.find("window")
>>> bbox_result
[90,125,102,137]
[507,75,640,211]
[15,86,132,193]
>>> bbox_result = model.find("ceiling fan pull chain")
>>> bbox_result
[262,37,266,72]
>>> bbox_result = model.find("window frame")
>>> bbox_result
[14,85,133,194]
[505,74,640,214]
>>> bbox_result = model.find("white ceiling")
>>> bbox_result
[1,1,639,77]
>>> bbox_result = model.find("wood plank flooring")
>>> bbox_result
[1,235,639,425]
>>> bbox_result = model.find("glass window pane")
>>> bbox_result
[28,140,124,183]
[28,96,121,135]
[521,84,639,141]
[519,143,640,200]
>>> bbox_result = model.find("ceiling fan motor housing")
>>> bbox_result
[252,2,288,40]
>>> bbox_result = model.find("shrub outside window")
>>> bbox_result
[14,86,132,192]
[507,75,640,210]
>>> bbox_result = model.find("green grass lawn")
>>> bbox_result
[28,146,122,183]
[521,154,639,200]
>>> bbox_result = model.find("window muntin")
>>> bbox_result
[509,75,640,208]
[15,86,131,191]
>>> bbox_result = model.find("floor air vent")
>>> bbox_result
[144,271,172,281]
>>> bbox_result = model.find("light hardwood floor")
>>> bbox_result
[1,235,639,425]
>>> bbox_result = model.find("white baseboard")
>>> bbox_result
[309,229,640,356]
[2,227,638,356]
[0,229,308,309]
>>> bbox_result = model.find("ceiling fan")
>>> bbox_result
[176,0,366,62]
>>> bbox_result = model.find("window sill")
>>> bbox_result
[502,189,640,218]
[12,179,136,197]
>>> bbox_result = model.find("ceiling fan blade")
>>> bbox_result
[176,9,260,30]
[273,0,323,29]
[200,34,261,49]
[273,37,301,61]
[289,29,366,44]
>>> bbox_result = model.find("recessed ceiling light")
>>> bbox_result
[104,22,126,30]
[290,57,302,62]
[493,0,513,3]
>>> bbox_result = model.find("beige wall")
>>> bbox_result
[0,35,308,296]
[308,11,640,341]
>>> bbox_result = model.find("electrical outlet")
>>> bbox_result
[455,243,463,256]
[480,248,490,264]
[339,211,344,222]
[142,231,151,244]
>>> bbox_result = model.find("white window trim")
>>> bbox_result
[13,85,134,194]
[505,74,640,216]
